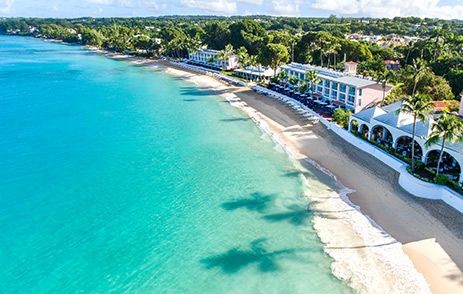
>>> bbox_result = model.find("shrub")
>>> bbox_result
[434,174,450,185]
[333,108,351,129]
[413,160,425,170]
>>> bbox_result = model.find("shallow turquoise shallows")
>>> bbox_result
[0,36,351,293]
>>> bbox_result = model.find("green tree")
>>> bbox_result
[229,20,268,55]
[304,69,321,97]
[400,94,435,171]
[273,70,288,83]
[426,114,463,177]
[216,44,235,63]
[400,63,453,100]
[236,46,249,64]
[374,70,395,106]
[101,25,134,52]
[203,22,230,50]
[258,43,289,76]
[430,26,448,62]
[358,57,386,77]
[80,27,104,47]
[289,75,299,85]
[332,108,352,129]
[132,35,153,52]
[407,58,430,96]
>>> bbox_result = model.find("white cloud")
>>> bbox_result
[0,0,14,13]
[122,0,164,10]
[181,0,237,14]
[271,0,301,16]
[85,0,164,11]
[85,0,113,4]
[238,0,264,5]
[180,0,263,14]
[311,0,463,20]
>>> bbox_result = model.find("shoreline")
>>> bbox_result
[152,61,432,293]
[87,49,463,293]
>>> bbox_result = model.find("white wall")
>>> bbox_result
[330,121,463,213]
[349,117,463,182]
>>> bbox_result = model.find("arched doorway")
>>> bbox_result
[359,124,369,139]
[395,136,423,160]
[371,125,394,148]
[425,150,461,181]
[350,119,359,132]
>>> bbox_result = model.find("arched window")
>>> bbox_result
[371,125,394,148]
[425,150,461,181]
[359,124,369,138]
[395,136,423,160]
[350,119,359,132]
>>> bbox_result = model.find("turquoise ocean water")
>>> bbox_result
[0,36,351,293]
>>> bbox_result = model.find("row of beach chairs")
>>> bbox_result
[253,86,320,124]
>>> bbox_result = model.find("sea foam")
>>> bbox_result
[223,92,431,294]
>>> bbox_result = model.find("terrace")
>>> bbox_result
[268,81,350,119]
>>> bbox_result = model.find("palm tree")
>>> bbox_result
[275,70,288,83]
[216,44,235,66]
[430,26,448,62]
[407,58,430,96]
[236,46,249,66]
[245,55,258,68]
[332,43,341,68]
[426,114,463,177]
[375,70,394,106]
[400,94,434,172]
[309,42,322,66]
[325,43,341,68]
[304,69,321,98]
[289,75,299,86]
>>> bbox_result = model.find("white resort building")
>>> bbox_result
[233,66,274,82]
[188,48,239,70]
[349,101,463,182]
[280,62,392,113]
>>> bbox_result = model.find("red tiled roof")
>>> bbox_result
[432,101,448,111]
[384,60,399,64]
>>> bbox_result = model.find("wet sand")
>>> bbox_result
[233,88,463,292]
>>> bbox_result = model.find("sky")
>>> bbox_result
[1,0,463,20]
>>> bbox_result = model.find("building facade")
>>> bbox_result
[280,62,392,113]
[384,60,400,71]
[350,102,463,182]
[188,48,239,70]
[233,66,274,81]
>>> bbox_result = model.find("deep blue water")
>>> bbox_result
[0,36,351,293]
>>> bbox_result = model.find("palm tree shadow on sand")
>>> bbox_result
[200,238,308,274]
[221,192,275,213]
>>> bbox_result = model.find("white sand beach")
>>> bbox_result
[89,50,463,293]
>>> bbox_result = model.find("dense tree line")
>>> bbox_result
[1,16,462,102]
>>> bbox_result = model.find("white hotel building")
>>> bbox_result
[188,48,239,70]
[350,101,463,182]
[280,62,392,113]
